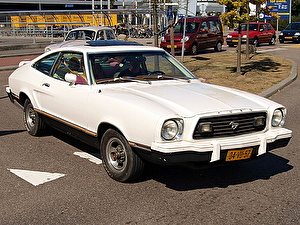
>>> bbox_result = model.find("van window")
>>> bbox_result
[174,22,200,33]
[200,21,209,32]
[209,21,217,33]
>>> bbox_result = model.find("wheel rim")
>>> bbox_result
[106,137,127,171]
[217,42,222,51]
[26,107,36,128]
[191,45,197,54]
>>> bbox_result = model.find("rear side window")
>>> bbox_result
[105,30,116,40]
[32,53,59,75]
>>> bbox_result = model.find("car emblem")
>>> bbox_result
[229,121,239,130]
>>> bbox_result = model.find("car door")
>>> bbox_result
[35,52,90,130]
[258,24,269,43]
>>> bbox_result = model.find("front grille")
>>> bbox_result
[193,112,267,139]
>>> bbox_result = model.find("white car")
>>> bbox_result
[44,26,116,52]
[6,40,292,182]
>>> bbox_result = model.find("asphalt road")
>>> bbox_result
[0,43,299,225]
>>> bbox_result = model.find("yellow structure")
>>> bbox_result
[11,14,118,28]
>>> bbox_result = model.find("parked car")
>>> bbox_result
[7,40,292,182]
[160,16,224,54]
[44,26,116,52]
[226,23,276,47]
[279,22,300,43]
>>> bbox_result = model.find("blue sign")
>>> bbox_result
[166,6,173,21]
[260,0,290,20]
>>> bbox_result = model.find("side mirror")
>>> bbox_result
[65,73,77,85]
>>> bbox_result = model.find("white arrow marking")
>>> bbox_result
[8,169,66,186]
[73,152,102,164]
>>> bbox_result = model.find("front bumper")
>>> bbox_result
[137,128,291,165]
[227,38,255,45]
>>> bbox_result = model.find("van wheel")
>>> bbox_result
[214,42,222,52]
[190,44,198,55]
[100,129,144,182]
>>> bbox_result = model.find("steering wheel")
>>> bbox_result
[148,70,165,75]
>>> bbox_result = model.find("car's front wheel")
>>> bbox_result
[23,99,48,136]
[190,44,198,55]
[100,129,144,182]
[214,41,222,52]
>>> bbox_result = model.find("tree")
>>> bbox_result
[217,0,276,75]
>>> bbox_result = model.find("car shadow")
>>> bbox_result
[50,129,292,190]
[0,129,27,137]
[143,153,292,191]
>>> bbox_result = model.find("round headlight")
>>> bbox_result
[272,109,285,127]
[161,119,183,140]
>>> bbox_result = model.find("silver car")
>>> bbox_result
[45,26,116,52]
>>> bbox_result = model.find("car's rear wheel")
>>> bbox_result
[269,36,276,45]
[100,129,144,182]
[253,38,259,47]
[23,99,48,136]
[214,41,222,52]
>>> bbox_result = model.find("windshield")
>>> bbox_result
[286,23,300,30]
[88,51,196,84]
[174,22,200,33]
[241,24,258,31]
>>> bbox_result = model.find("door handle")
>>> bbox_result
[42,83,50,87]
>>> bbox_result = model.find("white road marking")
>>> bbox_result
[73,152,102,164]
[8,169,66,186]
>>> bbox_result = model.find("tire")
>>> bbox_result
[253,38,259,47]
[269,36,276,45]
[100,129,145,182]
[190,44,198,55]
[214,41,222,52]
[23,99,48,136]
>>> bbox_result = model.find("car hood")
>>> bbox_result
[282,29,300,35]
[45,40,88,51]
[106,81,273,118]
[228,31,259,37]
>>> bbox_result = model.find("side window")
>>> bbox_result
[32,53,59,75]
[266,24,272,30]
[96,31,105,40]
[201,21,208,32]
[209,21,217,33]
[260,25,267,32]
[105,30,115,40]
[52,52,88,84]
[65,31,77,41]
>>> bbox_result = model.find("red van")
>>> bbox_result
[160,16,224,54]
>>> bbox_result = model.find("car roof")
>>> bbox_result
[51,42,165,55]
[69,26,113,32]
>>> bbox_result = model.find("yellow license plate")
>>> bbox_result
[233,40,239,42]
[225,148,253,161]
[167,45,177,48]
[286,37,293,39]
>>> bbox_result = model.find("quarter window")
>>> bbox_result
[32,53,59,75]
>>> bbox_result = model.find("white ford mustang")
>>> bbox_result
[6,40,292,182]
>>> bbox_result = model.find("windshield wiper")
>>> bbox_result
[141,74,191,83]
[97,77,151,84]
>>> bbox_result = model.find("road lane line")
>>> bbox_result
[8,169,66,186]
[73,152,102,164]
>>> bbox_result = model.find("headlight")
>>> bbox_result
[280,32,283,35]
[272,108,286,127]
[182,36,190,42]
[227,35,232,38]
[161,119,183,140]
[294,32,300,36]
[242,35,247,38]
[161,36,165,42]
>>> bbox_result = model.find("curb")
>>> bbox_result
[259,58,298,98]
